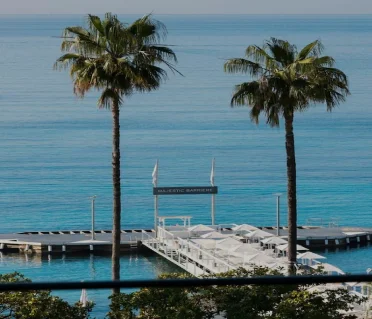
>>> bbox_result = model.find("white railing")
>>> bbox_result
[142,227,237,276]
[156,227,236,274]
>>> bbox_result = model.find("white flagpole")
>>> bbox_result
[210,158,215,226]
[152,160,159,236]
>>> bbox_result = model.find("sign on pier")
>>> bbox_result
[153,186,218,195]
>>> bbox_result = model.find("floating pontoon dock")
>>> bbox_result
[0,223,371,255]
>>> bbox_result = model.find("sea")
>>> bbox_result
[0,14,372,315]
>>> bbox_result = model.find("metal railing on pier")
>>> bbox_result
[142,227,236,276]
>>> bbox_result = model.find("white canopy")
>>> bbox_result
[215,237,242,248]
[230,244,260,255]
[261,237,287,245]
[191,238,217,249]
[297,251,326,260]
[244,253,277,265]
[188,224,214,232]
[267,261,288,271]
[244,229,274,239]
[232,224,259,232]
[201,231,229,239]
[276,243,309,251]
[312,263,345,275]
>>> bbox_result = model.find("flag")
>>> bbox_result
[152,160,158,187]
[210,158,215,186]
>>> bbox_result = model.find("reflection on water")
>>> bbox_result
[0,251,183,316]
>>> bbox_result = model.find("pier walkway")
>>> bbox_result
[142,227,236,276]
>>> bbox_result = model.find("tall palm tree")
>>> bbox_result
[224,38,349,272]
[55,13,178,287]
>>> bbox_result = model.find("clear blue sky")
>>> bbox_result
[3,0,372,14]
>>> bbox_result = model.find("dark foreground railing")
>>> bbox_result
[0,274,372,291]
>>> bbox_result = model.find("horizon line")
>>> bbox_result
[1,13,372,16]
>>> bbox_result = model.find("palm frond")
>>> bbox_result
[265,38,296,67]
[53,53,85,70]
[87,15,106,38]
[224,58,264,76]
[62,26,106,56]
[245,45,278,70]
[129,14,167,44]
[98,88,123,109]
[313,56,335,67]
[297,40,324,60]
[231,81,261,106]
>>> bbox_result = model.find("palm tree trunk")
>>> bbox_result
[284,111,297,274]
[112,99,121,294]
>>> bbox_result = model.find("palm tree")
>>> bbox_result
[224,38,349,272]
[55,13,178,287]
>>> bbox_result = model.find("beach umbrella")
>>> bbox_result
[201,231,229,239]
[297,251,326,260]
[232,224,259,232]
[244,229,274,239]
[188,224,214,232]
[276,243,308,251]
[79,288,88,307]
[261,237,287,245]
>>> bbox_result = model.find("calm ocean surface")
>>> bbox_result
[0,14,372,314]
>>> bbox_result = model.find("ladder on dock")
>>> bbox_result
[141,227,236,277]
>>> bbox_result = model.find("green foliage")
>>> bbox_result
[0,272,93,319]
[224,38,349,126]
[107,267,365,319]
[54,12,179,109]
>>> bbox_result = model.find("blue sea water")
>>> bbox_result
[1,14,372,315]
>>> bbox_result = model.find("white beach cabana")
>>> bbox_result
[261,237,287,246]
[188,224,214,232]
[190,238,218,250]
[267,261,288,272]
[232,224,259,232]
[244,253,277,266]
[201,231,229,239]
[188,224,214,236]
[215,237,242,249]
[276,243,309,252]
[297,251,326,266]
[244,229,274,242]
[312,263,345,275]
[230,243,260,255]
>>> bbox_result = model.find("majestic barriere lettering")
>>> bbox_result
[153,186,218,195]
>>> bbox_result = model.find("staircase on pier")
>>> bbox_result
[142,226,236,277]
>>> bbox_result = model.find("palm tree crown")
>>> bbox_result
[55,13,179,107]
[224,38,349,125]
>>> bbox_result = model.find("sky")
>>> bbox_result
[2,0,372,14]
